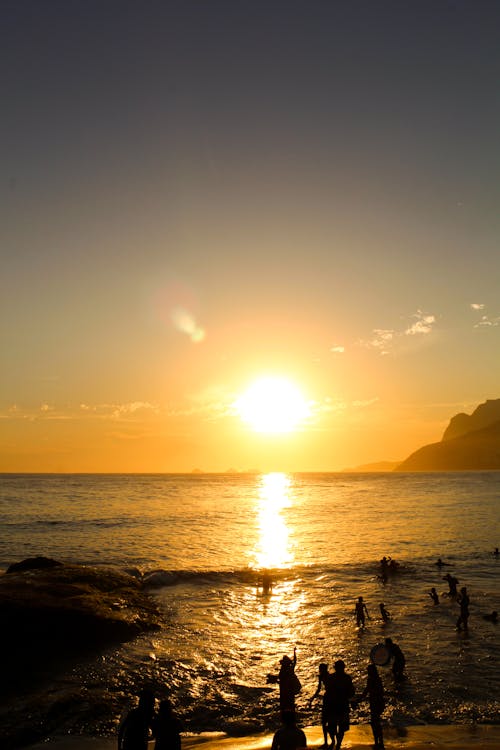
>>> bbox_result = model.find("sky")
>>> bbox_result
[1,1,499,473]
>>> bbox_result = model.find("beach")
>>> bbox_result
[2,473,499,747]
[25,724,500,750]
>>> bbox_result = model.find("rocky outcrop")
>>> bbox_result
[0,559,161,696]
[396,417,500,472]
[442,398,500,441]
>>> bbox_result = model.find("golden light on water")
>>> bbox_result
[234,376,310,434]
[253,472,294,569]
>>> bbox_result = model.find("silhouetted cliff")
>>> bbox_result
[396,400,500,471]
[442,398,500,440]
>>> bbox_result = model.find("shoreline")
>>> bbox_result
[24,723,500,750]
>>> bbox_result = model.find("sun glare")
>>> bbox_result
[253,472,293,569]
[235,376,310,434]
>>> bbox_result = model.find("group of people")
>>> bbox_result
[121,549,498,750]
[306,658,386,750]
[271,638,406,750]
[118,690,181,750]
[354,596,391,627]
[379,556,400,583]
[431,563,472,631]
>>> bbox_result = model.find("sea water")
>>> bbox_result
[1,472,499,735]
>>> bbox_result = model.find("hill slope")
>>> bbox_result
[396,400,500,471]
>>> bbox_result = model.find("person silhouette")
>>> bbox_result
[355,597,370,627]
[354,663,385,749]
[118,689,155,750]
[443,573,459,597]
[324,659,355,750]
[379,603,390,623]
[269,648,301,714]
[152,699,182,750]
[308,663,329,747]
[379,557,389,583]
[384,638,406,682]
[456,586,470,631]
[429,587,439,605]
[271,710,307,750]
[261,570,273,595]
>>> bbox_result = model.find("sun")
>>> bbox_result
[234,376,310,434]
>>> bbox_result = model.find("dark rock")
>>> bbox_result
[6,555,63,573]
[0,561,162,697]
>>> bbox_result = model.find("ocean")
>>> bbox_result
[1,471,499,739]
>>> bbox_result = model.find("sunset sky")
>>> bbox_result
[1,1,499,473]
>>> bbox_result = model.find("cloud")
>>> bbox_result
[357,309,436,355]
[470,303,499,328]
[405,310,436,336]
[474,315,500,328]
[359,329,395,356]
[111,401,159,418]
[330,345,345,354]
[0,401,160,421]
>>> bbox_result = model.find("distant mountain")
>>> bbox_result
[396,399,500,471]
[442,399,500,441]
[342,460,401,473]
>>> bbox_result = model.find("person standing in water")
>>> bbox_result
[261,569,273,595]
[308,663,329,747]
[355,596,370,627]
[384,638,406,682]
[429,587,439,605]
[443,573,459,597]
[379,603,390,623]
[269,648,301,714]
[354,663,385,749]
[456,586,470,631]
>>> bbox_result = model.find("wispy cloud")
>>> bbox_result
[330,345,345,354]
[0,401,160,421]
[366,329,395,355]
[357,309,436,355]
[470,302,499,328]
[405,310,436,336]
[474,315,500,328]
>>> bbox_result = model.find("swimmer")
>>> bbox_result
[429,587,439,605]
[435,557,449,567]
[494,547,499,557]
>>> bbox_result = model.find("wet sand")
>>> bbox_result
[25,723,500,750]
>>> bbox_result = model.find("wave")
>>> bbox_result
[139,560,416,589]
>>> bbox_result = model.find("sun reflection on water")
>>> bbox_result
[253,472,294,570]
